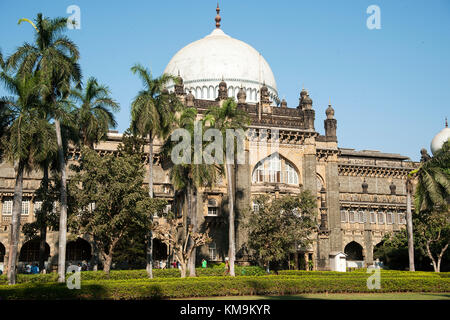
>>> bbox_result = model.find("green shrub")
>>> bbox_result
[0,266,267,284]
[0,275,449,300]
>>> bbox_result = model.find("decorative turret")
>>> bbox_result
[420,148,431,162]
[174,71,185,96]
[324,101,337,142]
[280,98,287,108]
[298,87,315,130]
[237,86,246,104]
[260,83,271,113]
[216,79,228,101]
[299,87,312,110]
[186,90,195,107]
[299,87,307,108]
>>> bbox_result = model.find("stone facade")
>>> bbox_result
[0,79,419,272]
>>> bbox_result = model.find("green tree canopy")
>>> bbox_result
[246,192,317,270]
[68,136,167,274]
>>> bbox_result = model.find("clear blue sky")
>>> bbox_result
[1,0,449,161]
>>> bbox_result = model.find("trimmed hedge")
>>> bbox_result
[277,270,450,278]
[0,275,449,300]
[0,266,266,285]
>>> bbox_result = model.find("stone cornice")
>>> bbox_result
[338,163,417,178]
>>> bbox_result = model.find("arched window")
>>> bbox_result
[285,162,299,185]
[252,153,299,185]
[268,154,281,183]
[252,161,265,183]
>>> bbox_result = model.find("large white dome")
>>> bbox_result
[430,122,450,155]
[164,28,279,104]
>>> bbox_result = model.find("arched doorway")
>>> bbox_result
[344,241,364,261]
[153,239,168,260]
[19,240,50,262]
[0,242,5,273]
[66,238,92,262]
[153,239,168,268]
[0,242,5,261]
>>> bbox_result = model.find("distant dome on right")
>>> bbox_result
[430,118,450,155]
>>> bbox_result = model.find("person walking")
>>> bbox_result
[201,259,207,268]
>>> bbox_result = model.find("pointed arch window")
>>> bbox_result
[252,153,299,185]
[285,162,299,185]
[268,154,281,183]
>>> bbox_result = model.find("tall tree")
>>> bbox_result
[165,107,222,276]
[68,142,167,275]
[0,72,44,284]
[246,192,317,271]
[130,64,181,278]
[24,112,58,273]
[7,13,82,282]
[406,177,415,271]
[71,77,119,148]
[406,141,450,271]
[205,98,249,276]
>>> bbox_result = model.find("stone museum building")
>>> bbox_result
[0,6,429,272]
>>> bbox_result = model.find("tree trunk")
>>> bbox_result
[189,186,197,277]
[425,241,438,272]
[103,253,113,275]
[38,164,49,273]
[406,178,415,272]
[437,244,449,273]
[146,134,154,278]
[226,163,236,276]
[55,118,69,283]
[180,262,187,278]
[7,160,25,285]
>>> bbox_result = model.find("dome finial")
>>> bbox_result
[215,2,221,29]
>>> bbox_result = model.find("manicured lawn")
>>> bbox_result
[185,292,450,300]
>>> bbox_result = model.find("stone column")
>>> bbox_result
[325,158,342,252]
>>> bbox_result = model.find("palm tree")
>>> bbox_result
[71,77,120,148]
[166,107,222,276]
[0,72,44,284]
[413,143,450,213]
[130,64,181,278]
[7,13,82,282]
[205,98,249,276]
[406,142,450,272]
[405,177,415,271]
[33,114,58,273]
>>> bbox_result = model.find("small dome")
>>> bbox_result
[303,94,312,104]
[430,120,450,155]
[300,88,308,97]
[326,104,334,119]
